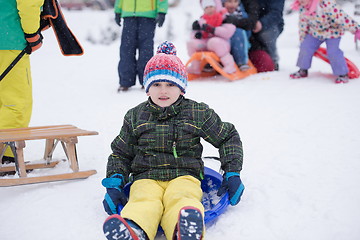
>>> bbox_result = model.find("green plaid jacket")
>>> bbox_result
[106,96,243,182]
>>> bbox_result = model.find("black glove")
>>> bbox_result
[192,20,201,31]
[115,13,121,26]
[217,172,245,206]
[24,32,43,54]
[195,31,202,39]
[223,15,240,25]
[156,13,166,27]
[102,174,128,215]
[201,24,215,34]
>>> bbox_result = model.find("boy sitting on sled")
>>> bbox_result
[102,41,245,240]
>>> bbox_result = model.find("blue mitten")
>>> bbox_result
[217,172,245,206]
[102,174,128,215]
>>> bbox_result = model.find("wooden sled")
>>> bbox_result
[185,51,257,81]
[0,125,98,187]
[314,47,360,79]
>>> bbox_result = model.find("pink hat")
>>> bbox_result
[143,41,188,93]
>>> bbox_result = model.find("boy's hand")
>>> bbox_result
[24,32,43,54]
[102,174,128,215]
[253,21,262,33]
[156,13,166,27]
[115,13,121,26]
[217,172,244,206]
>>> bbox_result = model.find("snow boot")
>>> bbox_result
[290,69,308,79]
[103,214,148,240]
[220,54,236,74]
[335,74,349,84]
[175,207,204,240]
[118,86,129,93]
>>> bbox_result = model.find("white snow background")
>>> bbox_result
[1,1,360,240]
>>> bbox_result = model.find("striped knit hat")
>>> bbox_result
[143,41,188,93]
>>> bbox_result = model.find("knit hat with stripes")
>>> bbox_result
[143,41,188,93]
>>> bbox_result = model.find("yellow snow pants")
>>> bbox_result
[121,175,205,240]
[0,50,32,157]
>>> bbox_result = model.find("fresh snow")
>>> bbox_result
[1,1,360,240]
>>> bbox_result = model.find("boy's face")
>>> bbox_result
[224,0,239,14]
[147,81,184,107]
[204,6,216,15]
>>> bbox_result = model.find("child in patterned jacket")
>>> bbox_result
[102,41,245,240]
[290,0,360,83]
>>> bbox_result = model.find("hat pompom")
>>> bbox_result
[156,41,177,55]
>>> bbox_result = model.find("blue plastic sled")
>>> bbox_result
[117,166,230,227]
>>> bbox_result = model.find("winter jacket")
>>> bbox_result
[114,0,168,18]
[0,0,44,50]
[106,96,243,182]
[229,0,259,31]
[298,0,360,42]
[256,0,284,32]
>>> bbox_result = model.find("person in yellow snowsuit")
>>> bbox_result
[0,0,44,162]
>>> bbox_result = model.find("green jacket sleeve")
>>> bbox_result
[114,0,123,14]
[157,0,168,14]
[17,0,44,34]
[106,111,136,181]
[200,107,243,173]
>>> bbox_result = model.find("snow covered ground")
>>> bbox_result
[1,1,360,240]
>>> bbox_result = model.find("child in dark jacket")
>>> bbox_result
[102,41,244,240]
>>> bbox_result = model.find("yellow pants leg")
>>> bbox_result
[121,176,204,240]
[0,50,32,157]
[121,179,165,240]
[161,176,204,240]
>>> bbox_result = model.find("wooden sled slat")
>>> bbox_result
[0,170,97,187]
[0,125,98,142]
[0,161,60,172]
[186,52,257,81]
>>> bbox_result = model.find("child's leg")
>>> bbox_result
[160,176,204,240]
[137,17,156,86]
[119,17,138,88]
[325,38,348,76]
[207,38,236,73]
[296,34,322,70]
[186,39,207,74]
[0,50,32,158]
[120,179,165,240]
[230,28,250,66]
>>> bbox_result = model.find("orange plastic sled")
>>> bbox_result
[314,47,360,79]
[185,52,257,81]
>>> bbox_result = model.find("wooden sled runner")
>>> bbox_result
[185,51,257,81]
[0,125,98,187]
[314,47,360,79]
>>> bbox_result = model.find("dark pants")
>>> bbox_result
[250,24,283,64]
[118,17,156,87]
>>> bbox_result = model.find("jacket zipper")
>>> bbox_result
[172,123,178,158]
